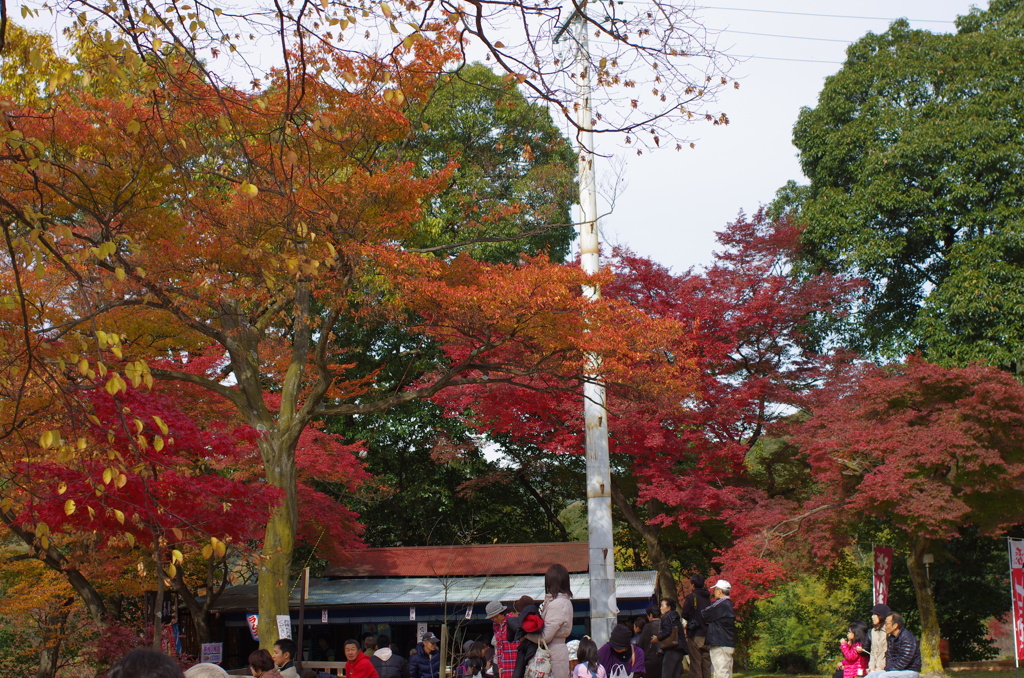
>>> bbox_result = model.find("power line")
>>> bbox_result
[693,5,956,24]
[732,53,844,64]
[721,29,851,43]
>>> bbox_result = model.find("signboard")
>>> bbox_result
[247,614,260,642]
[417,622,427,640]
[410,606,416,621]
[201,643,223,664]
[322,609,329,624]
[465,605,473,620]
[872,546,893,605]
[277,614,293,640]
[1010,538,1024,662]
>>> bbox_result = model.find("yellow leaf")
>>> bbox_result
[214,540,227,558]
[166,562,177,578]
[77,437,87,451]
[154,436,165,451]
[152,415,168,435]
[102,468,113,485]
[381,2,392,17]
[78,358,89,375]
[239,182,259,198]
[115,473,127,489]
[172,527,184,541]
[126,532,135,547]
[171,549,184,565]
[40,535,49,550]
[114,509,125,524]
[87,506,95,519]
[115,267,126,281]
[39,430,54,449]
[64,499,76,515]
[202,544,213,560]
[57,482,68,495]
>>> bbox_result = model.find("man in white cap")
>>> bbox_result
[486,600,519,678]
[701,580,735,678]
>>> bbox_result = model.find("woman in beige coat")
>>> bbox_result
[528,564,574,678]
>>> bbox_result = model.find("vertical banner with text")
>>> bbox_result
[1009,538,1024,663]
[873,546,894,605]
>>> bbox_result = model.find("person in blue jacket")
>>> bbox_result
[410,633,442,678]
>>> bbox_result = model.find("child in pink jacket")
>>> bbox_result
[838,621,870,678]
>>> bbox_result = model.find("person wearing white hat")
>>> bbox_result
[701,580,735,678]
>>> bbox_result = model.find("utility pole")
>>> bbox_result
[556,1,617,646]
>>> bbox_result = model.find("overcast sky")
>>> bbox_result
[595,1,979,273]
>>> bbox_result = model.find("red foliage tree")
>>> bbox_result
[436,209,863,601]
[738,357,1024,676]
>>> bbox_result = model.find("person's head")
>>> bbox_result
[513,595,536,613]
[545,563,572,597]
[608,624,633,654]
[363,634,377,652]
[690,574,706,589]
[870,604,891,628]
[109,649,185,678]
[465,657,485,677]
[847,620,869,646]
[185,664,229,678]
[272,639,296,667]
[486,600,508,624]
[378,634,392,649]
[249,649,276,677]
[468,641,488,658]
[660,597,677,615]
[344,639,362,661]
[646,603,660,620]
[633,616,647,634]
[884,613,904,636]
[710,580,731,598]
[421,632,441,653]
[577,637,600,669]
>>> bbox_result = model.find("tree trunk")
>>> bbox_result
[1,508,108,625]
[257,434,298,649]
[906,536,944,678]
[35,598,72,678]
[609,478,677,599]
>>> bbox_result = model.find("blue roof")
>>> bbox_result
[211,571,657,612]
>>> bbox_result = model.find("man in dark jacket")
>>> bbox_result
[410,633,442,678]
[373,634,409,678]
[637,604,662,678]
[681,575,712,678]
[701,580,735,678]
[865,613,921,678]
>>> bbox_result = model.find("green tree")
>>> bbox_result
[778,0,1024,363]
[404,63,577,263]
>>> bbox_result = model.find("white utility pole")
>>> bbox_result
[556,2,617,646]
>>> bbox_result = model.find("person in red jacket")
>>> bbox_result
[345,639,381,678]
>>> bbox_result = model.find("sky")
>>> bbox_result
[596,1,979,274]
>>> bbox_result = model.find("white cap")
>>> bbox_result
[712,579,731,593]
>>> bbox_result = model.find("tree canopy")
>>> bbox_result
[779,0,1024,364]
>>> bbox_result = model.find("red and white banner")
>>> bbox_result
[1010,539,1024,662]
[873,546,894,605]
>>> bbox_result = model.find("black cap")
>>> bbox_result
[870,604,891,618]
[609,624,633,651]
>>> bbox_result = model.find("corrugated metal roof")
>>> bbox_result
[211,571,657,612]
[323,542,590,578]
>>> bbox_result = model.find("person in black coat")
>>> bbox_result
[507,595,542,678]
[681,575,712,678]
[701,581,736,678]
[657,598,687,678]
[637,604,662,678]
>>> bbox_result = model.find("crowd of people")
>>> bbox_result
[103,568,921,678]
